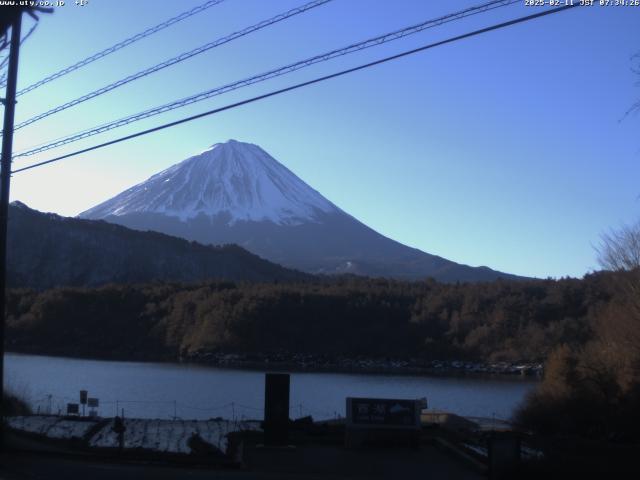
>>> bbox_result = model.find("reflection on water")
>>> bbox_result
[4,352,536,421]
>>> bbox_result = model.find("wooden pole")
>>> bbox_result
[0,11,22,449]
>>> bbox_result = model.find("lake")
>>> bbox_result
[4,352,537,421]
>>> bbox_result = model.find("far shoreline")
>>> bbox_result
[5,350,542,381]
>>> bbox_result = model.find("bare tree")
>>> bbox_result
[625,51,640,118]
[597,219,640,272]
[593,220,640,398]
[596,220,640,321]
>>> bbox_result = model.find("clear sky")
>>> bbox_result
[5,0,640,279]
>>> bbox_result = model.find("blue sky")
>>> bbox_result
[6,0,640,279]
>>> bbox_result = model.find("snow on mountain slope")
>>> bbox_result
[80,139,520,282]
[80,140,338,225]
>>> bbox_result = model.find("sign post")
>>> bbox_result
[88,397,99,418]
[80,390,88,417]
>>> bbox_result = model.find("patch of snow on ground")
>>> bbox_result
[462,442,488,457]
[521,445,545,460]
[7,416,98,439]
[89,418,261,454]
[8,415,262,455]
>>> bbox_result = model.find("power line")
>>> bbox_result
[14,0,519,158]
[13,0,333,131]
[13,0,514,149]
[12,3,579,175]
[19,23,38,47]
[0,0,228,93]
[0,23,37,71]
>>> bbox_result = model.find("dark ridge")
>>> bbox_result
[7,202,312,289]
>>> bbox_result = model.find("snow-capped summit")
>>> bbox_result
[80,139,338,225]
[81,139,518,282]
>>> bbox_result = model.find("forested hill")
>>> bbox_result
[5,272,620,363]
[7,202,311,289]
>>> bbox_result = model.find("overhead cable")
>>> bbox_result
[2,0,228,93]
[12,3,579,174]
[12,0,333,130]
[14,0,518,157]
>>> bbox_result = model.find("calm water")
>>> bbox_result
[4,353,537,421]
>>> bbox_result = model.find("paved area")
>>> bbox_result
[0,444,483,480]
[1,453,249,480]
[1,425,483,480]
[243,443,483,479]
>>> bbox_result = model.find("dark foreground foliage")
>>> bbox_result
[4,272,619,364]
[2,391,32,416]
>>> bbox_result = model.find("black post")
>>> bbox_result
[0,11,23,436]
[263,373,290,446]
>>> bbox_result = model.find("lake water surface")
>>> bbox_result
[4,353,537,421]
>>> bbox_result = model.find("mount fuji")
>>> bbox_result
[80,140,515,282]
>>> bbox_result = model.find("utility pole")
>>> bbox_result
[0,11,23,442]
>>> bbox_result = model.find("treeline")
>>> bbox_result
[4,272,620,363]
